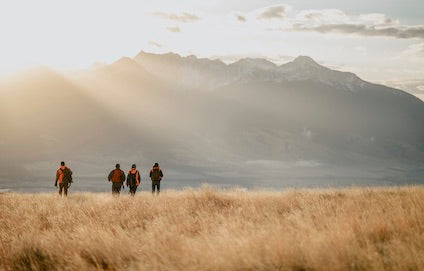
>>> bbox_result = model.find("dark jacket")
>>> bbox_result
[126,169,140,187]
[149,167,163,181]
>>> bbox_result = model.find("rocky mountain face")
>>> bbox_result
[1,52,423,191]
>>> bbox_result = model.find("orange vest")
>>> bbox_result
[111,169,123,183]
[57,166,67,184]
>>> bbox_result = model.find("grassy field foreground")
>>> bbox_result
[1,186,424,270]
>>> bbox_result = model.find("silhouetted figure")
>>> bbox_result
[108,164,125,195]
[55,161,73,196]
[150,162,163,195]
[126,164,141,196]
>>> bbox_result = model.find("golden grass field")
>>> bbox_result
[1,186,423,271]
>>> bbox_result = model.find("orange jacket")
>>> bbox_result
[56,166,67,184]
[108,169,125,183]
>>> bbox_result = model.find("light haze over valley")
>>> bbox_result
[0,0,423,192]
[0,51,423,192]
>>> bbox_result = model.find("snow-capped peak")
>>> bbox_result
[132,52,367,91]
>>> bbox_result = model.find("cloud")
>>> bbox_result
[235,14,247,22]
[153,12,200,23]
[289,23,424,40]
[167,26,181,33]
[358,13,399,25]
[257,5,288,20]
[295,9,399,26]
[260,7,424,40]
[401,43,424,56]
[296,9,350,24]
[148,41,163,48]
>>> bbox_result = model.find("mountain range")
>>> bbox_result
[0,51,423,192]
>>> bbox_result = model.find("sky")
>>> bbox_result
[0,0,423,99]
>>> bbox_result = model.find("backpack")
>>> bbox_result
[128,171,138,187]
[151,168,162,181]
[61,167,73,183]
[111,169,123,183]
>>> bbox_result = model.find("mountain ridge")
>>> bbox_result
[133,51,420,96]
[1,50,423,191]
[155,51,421,101]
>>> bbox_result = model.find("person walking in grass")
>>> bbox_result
[108,163,125,195]
[126,164,141,196]
[55,161,73,196]
[150,162,164,195]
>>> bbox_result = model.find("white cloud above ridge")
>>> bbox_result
[358,13,400,26]
[288,24,424,40]
[167,26,181,33]
[295,9,351,24]
[255,6,424,39]
[235,14,247,22]
[243,5,424,40]
[153,12,200,22]
[148,41,164,48]
[256,5,290,20]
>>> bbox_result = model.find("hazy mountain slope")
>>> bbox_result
[0,68,148,184]
[0,69,131,151]
[133,51,424,162]
[1,52,423,191]
[132,52,424,185]
[216,80,424,159]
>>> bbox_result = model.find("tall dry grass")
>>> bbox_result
[0,186,423,270]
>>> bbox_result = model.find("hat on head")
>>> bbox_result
[132,164,136,168]
[116,163,120,168]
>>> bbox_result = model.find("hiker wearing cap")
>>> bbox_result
[126,164,141,196]
[149,162,164,195]
[108,164,125,195]
[55,161,73,196]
